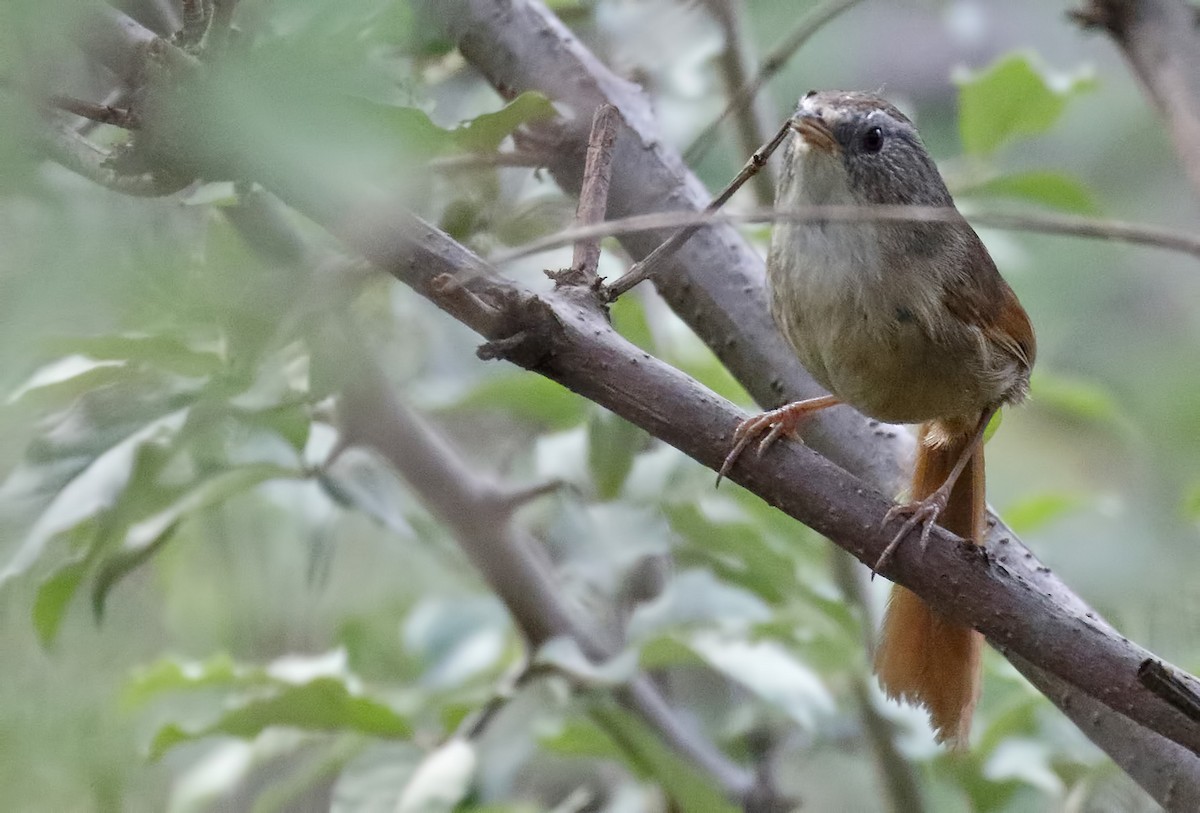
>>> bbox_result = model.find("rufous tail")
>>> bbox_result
[874,422,984,747]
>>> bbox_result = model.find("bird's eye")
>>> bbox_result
[861,126,884,153]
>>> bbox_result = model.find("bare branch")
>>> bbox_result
[1072,0,1200,200]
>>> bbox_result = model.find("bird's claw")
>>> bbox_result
[872,492,949,578]
[716,410,802,487]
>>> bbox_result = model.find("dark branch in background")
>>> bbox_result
[1071,0,1200,200]
[701,0,779,204]
[61,3,1200,808]
[685,0,864,166]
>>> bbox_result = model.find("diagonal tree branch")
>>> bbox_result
[1071,0,1200,201]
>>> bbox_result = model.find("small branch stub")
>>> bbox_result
[566,103,622,287]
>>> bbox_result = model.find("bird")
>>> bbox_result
[721,90,1036,745]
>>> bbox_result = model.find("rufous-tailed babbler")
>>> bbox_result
[722,91,1035,745]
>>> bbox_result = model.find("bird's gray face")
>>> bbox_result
[786,90,953,208]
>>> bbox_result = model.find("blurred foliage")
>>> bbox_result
[0,1,1195,812]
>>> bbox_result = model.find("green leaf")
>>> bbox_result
[585,703,740,813]
[534,637,639,687]
[1029,370,1133,436]
[957,53,1094,155]
[687,631,834,730]
[32,555,89,647]
[347,92,556,159]
[1003,492,1086,534]
[445,373,587,430]
[964,171,1098,214]
[147,676,411,760]
[587,410,644,500]
[92,463,303,618]
[451,92,556,153]
[1184,484,1200,522]
[0,409,190,589]
[610,295,656,353]
[124,653,245,708]
[395,739,477,813]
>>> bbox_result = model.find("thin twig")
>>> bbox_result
[569,104,621,284]
[685,0,864,166]
[703,0,777,205]
[485,205,1200,284]
[48,94,139,129]
[429,150,554,173]
[603,118,791,299]
[38,121,190,197]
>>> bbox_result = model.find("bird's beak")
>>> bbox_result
[789,112,839,154]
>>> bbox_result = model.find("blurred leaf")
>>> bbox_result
[7,355,128,405]
[610,295,657,353]
[149,676,410,759]
[668,503,793,604]
[0,409,190,588]
[638,635,707,669]
[237,402,312,454]
[965,171,1098,214]
[349,92,555,159]
[1003,492,1086,534]
[91,462,303,618]
[31,555,88,647]
[124,653,244,708]
[542,709,738,813]
[42,334,223,378]
[957,54,1094,155]
[627,568,771,641]
[587,410,644,500]
[983,739,1063,796]
[446,373,587,430]
[688,632,834,730]
[1184,484,1200,522]
[403,596,509,689]
[586,703,740,813]
[395,739,477,813]
[984,408,1004,444]
[534,637,639,687]
[1029,370,1133,435]
[320,447,415,537]
[453,92,556,153]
